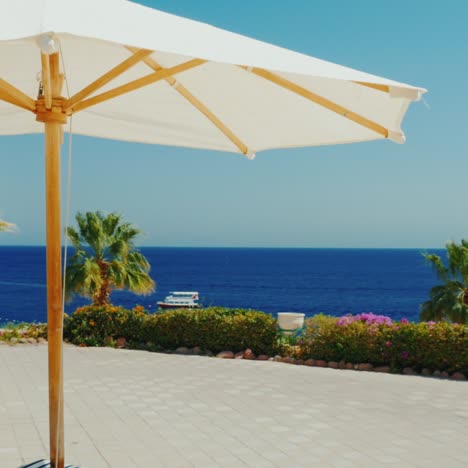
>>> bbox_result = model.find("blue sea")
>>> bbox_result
[0,247,443,324]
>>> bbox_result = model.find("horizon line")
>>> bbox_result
[0,244,445,250]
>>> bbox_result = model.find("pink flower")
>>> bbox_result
[400,318,409,324]
[385,341,392,347]
[401,351,409,359]
[337,312,393,326]
[356,313,393,326]
[337,315,354,326]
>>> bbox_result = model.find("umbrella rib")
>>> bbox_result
[70,58,206,114]
[0,89,30,111]
[63,49,154,112]
[354,82,389,93]
[0,79,36,112]
[126,47,249,155]
[240,67,389,138]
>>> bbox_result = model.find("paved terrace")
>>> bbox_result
[0,344,467,468]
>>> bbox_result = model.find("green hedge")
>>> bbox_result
[63,305,278,354]
[64,305,148,347]
[142,307,278,355]
[300,314,468,373]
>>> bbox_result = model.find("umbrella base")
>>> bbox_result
[21,460,79,468]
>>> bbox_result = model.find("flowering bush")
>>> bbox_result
[300,314,468,373]
[382,321,467,372]
[0,322,47,342]
[64,304,148,346]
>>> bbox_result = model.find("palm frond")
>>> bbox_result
[421,240,468,324]
[423,253,449,282]
[102,212,121,237]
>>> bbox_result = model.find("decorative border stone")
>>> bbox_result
[2,339,465,381]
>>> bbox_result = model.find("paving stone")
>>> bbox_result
[0,345,466,468]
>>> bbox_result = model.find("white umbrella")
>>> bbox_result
[0,1,425,466]
[0,219,17,232]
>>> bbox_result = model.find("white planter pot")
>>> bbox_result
[277,312,305,335]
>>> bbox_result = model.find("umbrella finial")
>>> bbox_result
[37,34,59,56]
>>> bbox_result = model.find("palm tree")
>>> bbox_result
[421,240,468,324]
[66,211,155,306]
[0,219,16,232]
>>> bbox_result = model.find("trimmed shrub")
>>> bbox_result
[64,304,148,346]
[143,307,278,355]
[63,306,278,354]
[386,322,467,373]
[300,314,468,373]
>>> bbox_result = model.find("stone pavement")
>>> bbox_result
[0,344,467,468]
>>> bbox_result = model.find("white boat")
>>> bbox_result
[157,291,201,309]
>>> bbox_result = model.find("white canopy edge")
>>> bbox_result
[0,0,426,100]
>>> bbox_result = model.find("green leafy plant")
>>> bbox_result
[63,304,148,346]
[421,240,468,324]
[142,307,279,355]
[300,314,467,373]
[65,211,155,306]
[0,322,47,342]
[64,306,279,354]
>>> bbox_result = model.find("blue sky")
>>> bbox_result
[0,0,467,248]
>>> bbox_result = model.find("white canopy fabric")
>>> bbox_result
[0,0,425,156]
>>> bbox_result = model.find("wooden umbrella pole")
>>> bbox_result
[45,120,64,468]
[38,51,67,468]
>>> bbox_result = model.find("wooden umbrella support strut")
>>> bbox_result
[36,51,67,468]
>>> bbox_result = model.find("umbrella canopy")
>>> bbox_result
[0,0,424,154]
[0,1,425,467]
[0,219,16,232]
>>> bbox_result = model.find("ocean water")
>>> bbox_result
[0,247,443,324]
